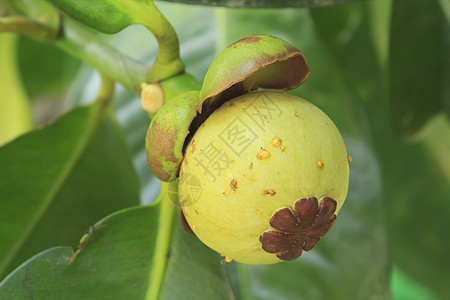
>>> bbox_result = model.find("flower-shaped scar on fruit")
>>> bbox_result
[145,34,350,265]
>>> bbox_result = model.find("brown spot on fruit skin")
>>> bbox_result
[191,140,196,153]
[261,189,276,196]
[268,190,276,196]
[249,163,253,170]
[146,121,178,181]
[230,179,238,190]
[259,197,337,261]
[223,189,230,196]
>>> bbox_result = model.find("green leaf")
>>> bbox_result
[0,101,140,280]
[0,33,32,145]
[377,118,450,299]
[311,1,450,297]
[17,35,81,102]
[391,266,440,300]
[0,189,235,300]
[389,0,449,139]
[310,2,383,105]
[160,0,363,8]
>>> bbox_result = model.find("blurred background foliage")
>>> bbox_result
[0,0,449,299]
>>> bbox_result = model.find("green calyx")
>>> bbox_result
[198,34,311,113]
[145,90,199,181]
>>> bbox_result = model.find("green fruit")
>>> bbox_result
[178,91,349,265]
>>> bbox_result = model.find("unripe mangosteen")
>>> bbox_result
[178,91,349,264]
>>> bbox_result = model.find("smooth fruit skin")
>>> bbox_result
[179,91,349,265]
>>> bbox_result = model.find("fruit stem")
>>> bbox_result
[143,2,185,83]
[0,15,60,41]
[145,181,177,300]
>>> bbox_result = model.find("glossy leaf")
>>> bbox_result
[311,2,383,106]
[0,102,140,280]
[0,190,235,299]
[389,0,449,139]
[160,0,363,8]
[391,267,441,300]
[375,117,450,299]
[312,1,450,298]
[17,35,81,105]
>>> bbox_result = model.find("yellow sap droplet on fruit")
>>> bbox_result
[317,160,324,168]
[270,137,282,147]
[257,149,270,160]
